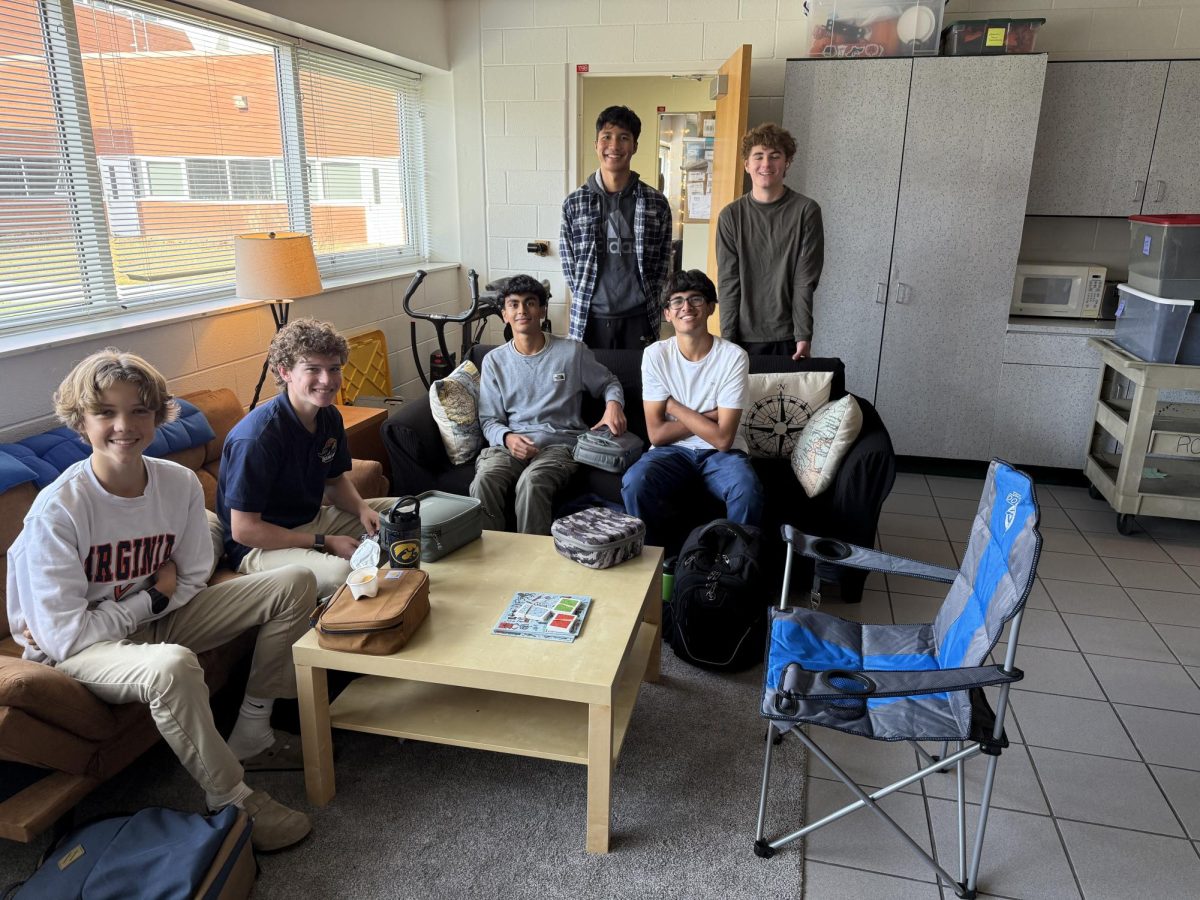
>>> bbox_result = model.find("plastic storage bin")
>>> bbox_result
[807,0,944,58]
[1128,215,1200,300]
[941,18,1044,55]
[1114,283,1195,363]
[1178,314,1200,366]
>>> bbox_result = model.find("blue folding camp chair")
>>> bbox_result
[753,460,1040,899]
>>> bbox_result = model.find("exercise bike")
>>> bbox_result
[402,268,553,389]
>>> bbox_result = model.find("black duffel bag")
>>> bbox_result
[667,519,766,672]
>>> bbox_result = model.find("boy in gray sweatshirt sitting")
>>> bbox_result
[472,274,627,534]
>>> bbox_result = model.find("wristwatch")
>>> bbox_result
[147,587,169,614]
[312,533,326,553]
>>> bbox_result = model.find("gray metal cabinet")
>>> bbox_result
[1026,60,1200,217]
[1144,61,1200,213]
[1026,62,1166,218]
[782,59,909,401]
[784,55,1046,459]
[991,328,1107,468]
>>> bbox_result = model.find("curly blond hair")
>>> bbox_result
[54,348,178,434]
[740,123,797,162]
[267,318,349,388]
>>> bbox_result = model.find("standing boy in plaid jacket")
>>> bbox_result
[560,105,673,350]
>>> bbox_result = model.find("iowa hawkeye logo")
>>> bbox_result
[389,539,420,567]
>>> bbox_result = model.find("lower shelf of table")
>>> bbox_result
[325,622,657,766]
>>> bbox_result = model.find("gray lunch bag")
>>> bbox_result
[572,427,645,474]
[416,490,484,562]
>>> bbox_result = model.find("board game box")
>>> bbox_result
[492,592,592,643]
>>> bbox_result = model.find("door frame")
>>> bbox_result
[566,63,720,195]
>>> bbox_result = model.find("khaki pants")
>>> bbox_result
[470,444,576,536]
[237,498,397,597]
[56,566,316,799]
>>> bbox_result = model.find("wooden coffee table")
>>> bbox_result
[292,530,662,853]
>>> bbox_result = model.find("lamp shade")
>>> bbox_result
[234,231,323,301]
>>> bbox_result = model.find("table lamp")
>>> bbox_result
[235,231,323,409]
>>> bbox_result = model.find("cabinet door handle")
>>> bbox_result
[1133,179,1146,202]
[1154,179,1166,203]
[897,283,911,304]
[875,282,886,305]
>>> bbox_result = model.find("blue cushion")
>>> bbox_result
[0,399,217,489]
[146,399,217,456]
[0,451,39,494]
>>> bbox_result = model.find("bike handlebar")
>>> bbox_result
[401,268,487,324]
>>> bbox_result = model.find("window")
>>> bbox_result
[0,156,65,198]
[0,0,427,333]
[228,159,273,200]
[320,162,361,201]
[144,160,184,197]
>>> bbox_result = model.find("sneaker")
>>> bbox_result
[241,731,304,772]
[243,790,312,852]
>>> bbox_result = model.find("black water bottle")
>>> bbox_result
[383,496,422,569]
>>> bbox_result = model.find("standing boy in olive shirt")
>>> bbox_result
[717,123,824,359]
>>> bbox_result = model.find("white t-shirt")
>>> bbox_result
[641,335,750,452]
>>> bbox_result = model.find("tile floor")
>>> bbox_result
[797,471,1200,899]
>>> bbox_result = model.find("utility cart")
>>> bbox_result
[1084,338,1200,534]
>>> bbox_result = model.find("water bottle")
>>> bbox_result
[382,496,422,569]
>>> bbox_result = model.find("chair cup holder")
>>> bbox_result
[819,670,875,720]
[812,538,852,562]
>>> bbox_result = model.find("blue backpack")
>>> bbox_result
[9,806,254,900]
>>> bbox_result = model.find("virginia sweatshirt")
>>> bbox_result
[6,457,213,664]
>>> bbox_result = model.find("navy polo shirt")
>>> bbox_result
[217,392,352,567]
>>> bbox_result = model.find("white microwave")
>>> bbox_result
[1011,264,1111,319]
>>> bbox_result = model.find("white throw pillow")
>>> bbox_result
[790,395,863,498]
[741,371,834,458]
[430,360,482,465]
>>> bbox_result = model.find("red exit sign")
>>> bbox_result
[576,64,589,73]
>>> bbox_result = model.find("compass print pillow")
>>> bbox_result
[741,372,834,458]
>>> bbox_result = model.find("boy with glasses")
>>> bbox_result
[621,270,763,549]
[471,275,626,534]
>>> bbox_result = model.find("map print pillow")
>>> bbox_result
[430,360,482,464]
[790,394,863,498]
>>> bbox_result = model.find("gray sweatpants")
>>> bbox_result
[470,444,577,535]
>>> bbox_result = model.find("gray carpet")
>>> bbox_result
[0,652,807,898]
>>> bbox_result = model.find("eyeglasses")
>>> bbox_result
[666,295,709,310]
[503,297,542,311]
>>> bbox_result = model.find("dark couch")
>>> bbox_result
[382,345,896,602]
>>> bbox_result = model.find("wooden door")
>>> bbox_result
[875,55,1047,460]
[1143,61,1200,213]
[705,44,752,335]
[1026,62,1166,217]
[782,58,911,402]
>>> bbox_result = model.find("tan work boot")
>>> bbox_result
[243,790,312,852]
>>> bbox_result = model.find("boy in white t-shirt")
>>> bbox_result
[621,270,764,548]
[6,349,315,852]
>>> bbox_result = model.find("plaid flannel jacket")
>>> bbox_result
[559,179,673,342]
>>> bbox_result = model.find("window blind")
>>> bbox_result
[295,45,427,275]
[0,0,107,325]
[0,0,426,334]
